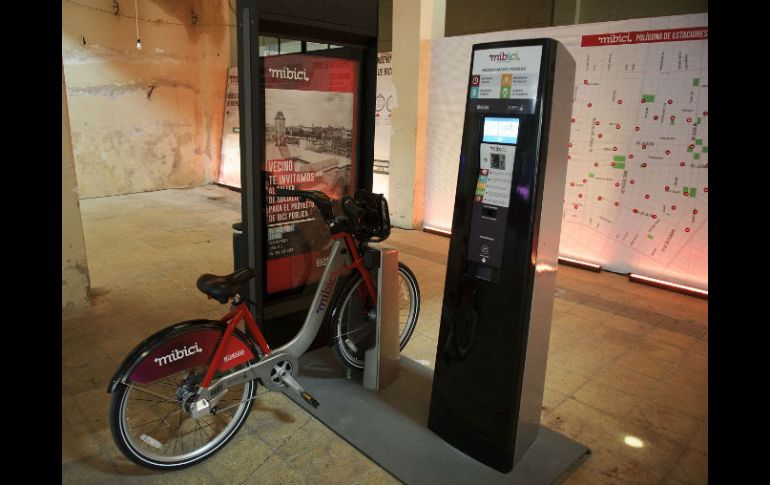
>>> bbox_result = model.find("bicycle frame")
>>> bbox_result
[194,232,378,404]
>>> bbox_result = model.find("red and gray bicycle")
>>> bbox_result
[107,188,420,469]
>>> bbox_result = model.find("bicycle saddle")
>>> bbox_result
[196,267,255,304]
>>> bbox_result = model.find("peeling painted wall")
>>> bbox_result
[62,0,231,198]
[62,63,91,311]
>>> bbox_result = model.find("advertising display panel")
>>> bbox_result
[262,53,359,294]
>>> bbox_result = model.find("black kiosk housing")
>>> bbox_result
[427,38,576,473]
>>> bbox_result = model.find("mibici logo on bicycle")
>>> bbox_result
[314,272,340,314]
[153,343,203,367]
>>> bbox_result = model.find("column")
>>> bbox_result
[62,62,91,311]
[388,0,445,229]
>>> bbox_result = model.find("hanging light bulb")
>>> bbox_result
[134,0,142,50]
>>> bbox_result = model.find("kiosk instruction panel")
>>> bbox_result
[467,116,519,273]
[469,45,542,114]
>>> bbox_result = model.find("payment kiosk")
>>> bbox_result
[427,38,580,473]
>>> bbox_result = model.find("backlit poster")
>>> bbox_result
[263,54,359,294]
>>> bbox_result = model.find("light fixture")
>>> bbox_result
[134,0,142,50]
[558,256,601,272]
[624,435,644,448]
[628,273,708,299]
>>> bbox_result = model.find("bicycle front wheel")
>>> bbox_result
[331,262,420,370]
[109,321,258,470]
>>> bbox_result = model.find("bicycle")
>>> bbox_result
[107,188,420,469]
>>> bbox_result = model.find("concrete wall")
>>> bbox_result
[560,0,708,24]
[62,64,91,311]
[443,0,708,35]
[62,0,231,198]
[379,0,393,52]
[445,0,553,35]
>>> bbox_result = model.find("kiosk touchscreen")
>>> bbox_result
[427,38,578,473]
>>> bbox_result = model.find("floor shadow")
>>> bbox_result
[251,402,296,423]
[298,347,434,427]
[76,453,159,477]
[373,358,434,426]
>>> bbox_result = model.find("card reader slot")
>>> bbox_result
[481,206,498,220]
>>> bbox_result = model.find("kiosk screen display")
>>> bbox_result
[482,117,519,145]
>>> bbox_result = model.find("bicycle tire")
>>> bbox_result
[109,320,258,470]
[330,262,420,370]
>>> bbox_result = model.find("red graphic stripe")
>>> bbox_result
[263,54,358,93]
[581,27,708,47]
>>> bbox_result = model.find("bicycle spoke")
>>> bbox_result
[145,404,181,438]
[213,393,260,415]
[129,407,183,430]
[125,384,181,405]
[177,411,184,453]
[127,397,179,404]
[198,419,225,430]
[336,323,371,340]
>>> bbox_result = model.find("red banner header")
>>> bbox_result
[581,26,708,47]
[263,54,358,93]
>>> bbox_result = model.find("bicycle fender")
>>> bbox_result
[107,320,256,393]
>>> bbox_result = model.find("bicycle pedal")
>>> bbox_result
[301,391,320,408]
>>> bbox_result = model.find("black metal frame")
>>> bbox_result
[236,0,378,346]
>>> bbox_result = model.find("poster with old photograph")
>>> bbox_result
[263,54,359,294]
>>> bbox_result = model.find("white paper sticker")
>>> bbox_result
[476,143,516,207]
[470,46,542,101]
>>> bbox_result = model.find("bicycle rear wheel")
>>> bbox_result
[331,262,420,370]
[109,321,258,469]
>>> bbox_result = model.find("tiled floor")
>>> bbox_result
[62,186,707,484]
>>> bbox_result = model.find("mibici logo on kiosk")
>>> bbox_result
[470,45,542,102]
[487,51,520,61]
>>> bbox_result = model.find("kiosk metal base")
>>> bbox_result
[284,348,590,484]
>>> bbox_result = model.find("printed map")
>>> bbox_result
[561,26,708,287]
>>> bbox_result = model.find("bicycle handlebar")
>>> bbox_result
[274,188,388,241]
[274,188,336,224]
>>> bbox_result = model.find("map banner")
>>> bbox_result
[424,14,708,289]
[581,27,708,47]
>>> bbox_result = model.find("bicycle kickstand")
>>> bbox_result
[278,371,320,408]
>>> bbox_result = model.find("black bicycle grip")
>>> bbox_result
[275,188,304,198]
[274,188,335,223]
